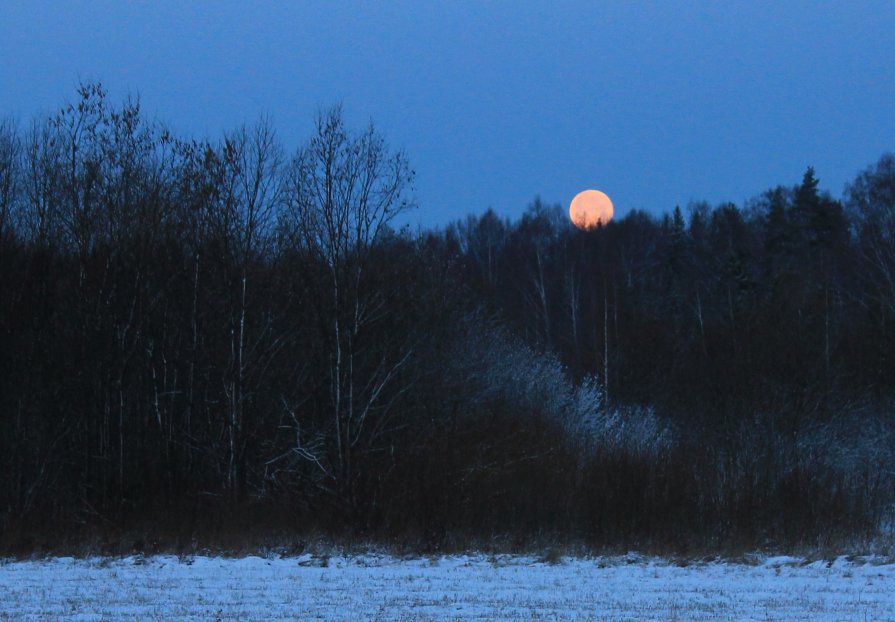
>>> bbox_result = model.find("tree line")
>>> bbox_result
[1,84,893,553]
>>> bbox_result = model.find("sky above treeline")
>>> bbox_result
[2,1,894,228]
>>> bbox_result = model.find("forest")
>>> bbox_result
[1,84,894,554]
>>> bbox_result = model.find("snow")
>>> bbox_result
[1,552,894,621]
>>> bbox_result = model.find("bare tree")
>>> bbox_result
[283,106,414,514]
[0,118,20,247]
[22,119,63,249]
[211,119,286,497]
[846,153,895,315]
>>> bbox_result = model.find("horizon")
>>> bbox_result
[3,2,894,228]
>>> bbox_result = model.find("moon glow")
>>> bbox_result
[569,189,614,230]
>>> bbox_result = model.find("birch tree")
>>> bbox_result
[283,106,414,515]
[211,119,285,497]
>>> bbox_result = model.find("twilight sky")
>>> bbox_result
[2,1,894,228]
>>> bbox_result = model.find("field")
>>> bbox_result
[2,552,894,621]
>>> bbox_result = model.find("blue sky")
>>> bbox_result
[2,1,894,228]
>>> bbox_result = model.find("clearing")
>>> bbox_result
[1,552,893,621]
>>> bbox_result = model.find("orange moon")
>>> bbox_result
[569,189,614,230]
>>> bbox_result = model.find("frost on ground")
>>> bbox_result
[1,553,894,621]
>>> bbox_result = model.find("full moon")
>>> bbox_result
[569,189,614,230]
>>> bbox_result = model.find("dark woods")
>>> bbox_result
[1,85,893,553]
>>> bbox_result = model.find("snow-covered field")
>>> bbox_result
[1,552,894,621]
